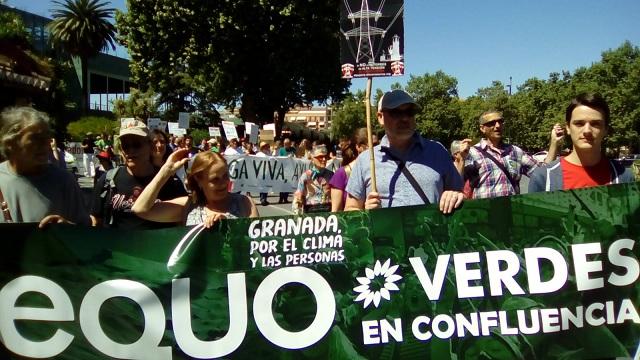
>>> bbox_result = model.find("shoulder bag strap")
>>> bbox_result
[381,148,430,205]
[476,146,519,192]
[0,187,13,223]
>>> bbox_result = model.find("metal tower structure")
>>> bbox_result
[343,0,385,64]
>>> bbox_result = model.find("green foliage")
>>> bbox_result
[116,0,348,131]
[112,88,160,120]
[188,128,209,146]
[0,8,29,45]
[363,42,640,154]
[66,115,117,140]
[330,91,381,141]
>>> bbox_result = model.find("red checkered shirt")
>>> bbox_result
[464,139,540,199]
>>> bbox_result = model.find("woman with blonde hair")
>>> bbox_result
[132,148,258,227]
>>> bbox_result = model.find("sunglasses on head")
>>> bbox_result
[386,108,418,118]
[482,119,504,127]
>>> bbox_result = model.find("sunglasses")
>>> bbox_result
[386,108,418,118]
[482,119,505,128]
[121,139,146,151]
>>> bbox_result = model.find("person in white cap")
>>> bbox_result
[90,119,187,229]
[345,89,464,213]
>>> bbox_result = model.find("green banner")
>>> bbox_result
[1,183,640,359]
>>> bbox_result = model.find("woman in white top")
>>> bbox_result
[132,149,258,227]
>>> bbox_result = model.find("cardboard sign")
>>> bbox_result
[260,129,275,142]
[147,118,164,131]
[222,121,239,140]
[178,112,190,129]
[168,122,186,136]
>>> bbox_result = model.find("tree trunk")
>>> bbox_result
[81,55,89,114]
[276,108,286,139]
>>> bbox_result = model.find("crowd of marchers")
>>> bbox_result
[0,91,637,228]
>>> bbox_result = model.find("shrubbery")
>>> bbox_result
[67,116,118,141]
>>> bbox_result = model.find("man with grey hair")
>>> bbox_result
[0,107,89,226]
[345,90,464,213]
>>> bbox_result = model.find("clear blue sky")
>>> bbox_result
[7,0,640,98]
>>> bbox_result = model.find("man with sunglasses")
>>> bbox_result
[345,89,464,214]
[458,110,561,199]
[91,120,187,229]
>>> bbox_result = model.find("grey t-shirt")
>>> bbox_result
[0,161,89,224]
[346,134,463,208]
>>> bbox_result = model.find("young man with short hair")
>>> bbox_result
[529,93,634,192]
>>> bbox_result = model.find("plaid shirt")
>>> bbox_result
[464,139,540,199]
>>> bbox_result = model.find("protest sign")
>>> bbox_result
[260,129,275,142]
[168,122,186,136]
[208,126,221,137]
[340,0,405,78]
[222,121,239,140]
[225,154,341,192]
[146,118,163,131]
[1,183,639,359]
[178,112,190,129]
[245,122,259,144]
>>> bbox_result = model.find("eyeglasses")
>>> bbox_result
[482,119,505,128]
[386,108,418,118]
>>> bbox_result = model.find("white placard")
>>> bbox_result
[245,122,259,144]
[221,121,239,141]
[178,112,190,129]
[147,118,162,130]
[262,123,276,132]
[208,126,221,137]
[167,122,180,135]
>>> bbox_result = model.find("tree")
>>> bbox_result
[116,0,348,136]
[48,0,117,114]
[330,91,378,141]
[405,71,462,146]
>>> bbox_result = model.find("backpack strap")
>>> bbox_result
[380,147,430,205]
[101,166,121,226]
[476,145,519,193]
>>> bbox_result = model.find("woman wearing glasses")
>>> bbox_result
[90,120,187,228]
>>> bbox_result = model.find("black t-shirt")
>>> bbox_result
[82,138,94,154]
[91,166,187,230]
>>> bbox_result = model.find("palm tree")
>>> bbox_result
[48,0,116,113]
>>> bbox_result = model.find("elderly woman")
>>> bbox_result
[292,145,334,214]
[0,107,89,226]
[132,149,258,227]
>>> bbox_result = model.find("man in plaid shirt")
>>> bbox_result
[457,110,563,199]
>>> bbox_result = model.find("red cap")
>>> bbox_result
[96,151,110,159]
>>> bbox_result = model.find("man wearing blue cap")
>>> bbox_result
[345,89,464,213]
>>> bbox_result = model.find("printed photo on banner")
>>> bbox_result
[222,120,239,140]
[178,112,190,129]
[340,0,405,78]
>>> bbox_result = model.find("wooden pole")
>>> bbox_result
[364,77,377,193]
